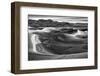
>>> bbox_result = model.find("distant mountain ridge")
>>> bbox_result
[28,19,88,28]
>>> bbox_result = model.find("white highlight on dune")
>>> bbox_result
[29,27,57,33]
[73,30,87,37]
[29,27,57,55]
[65,30,87,39]
[31,34,41,54]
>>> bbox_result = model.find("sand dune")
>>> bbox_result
[28,27,88,56]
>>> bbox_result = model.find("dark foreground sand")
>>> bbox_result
[28,52,88,60]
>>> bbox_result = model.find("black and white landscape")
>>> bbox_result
[28,15,88,60]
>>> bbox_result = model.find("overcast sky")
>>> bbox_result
[28,15,88,23]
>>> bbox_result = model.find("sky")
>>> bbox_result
[28,15,88,23]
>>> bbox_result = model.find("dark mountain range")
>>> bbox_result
[28,19,88,30]
[28,19,73,27]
